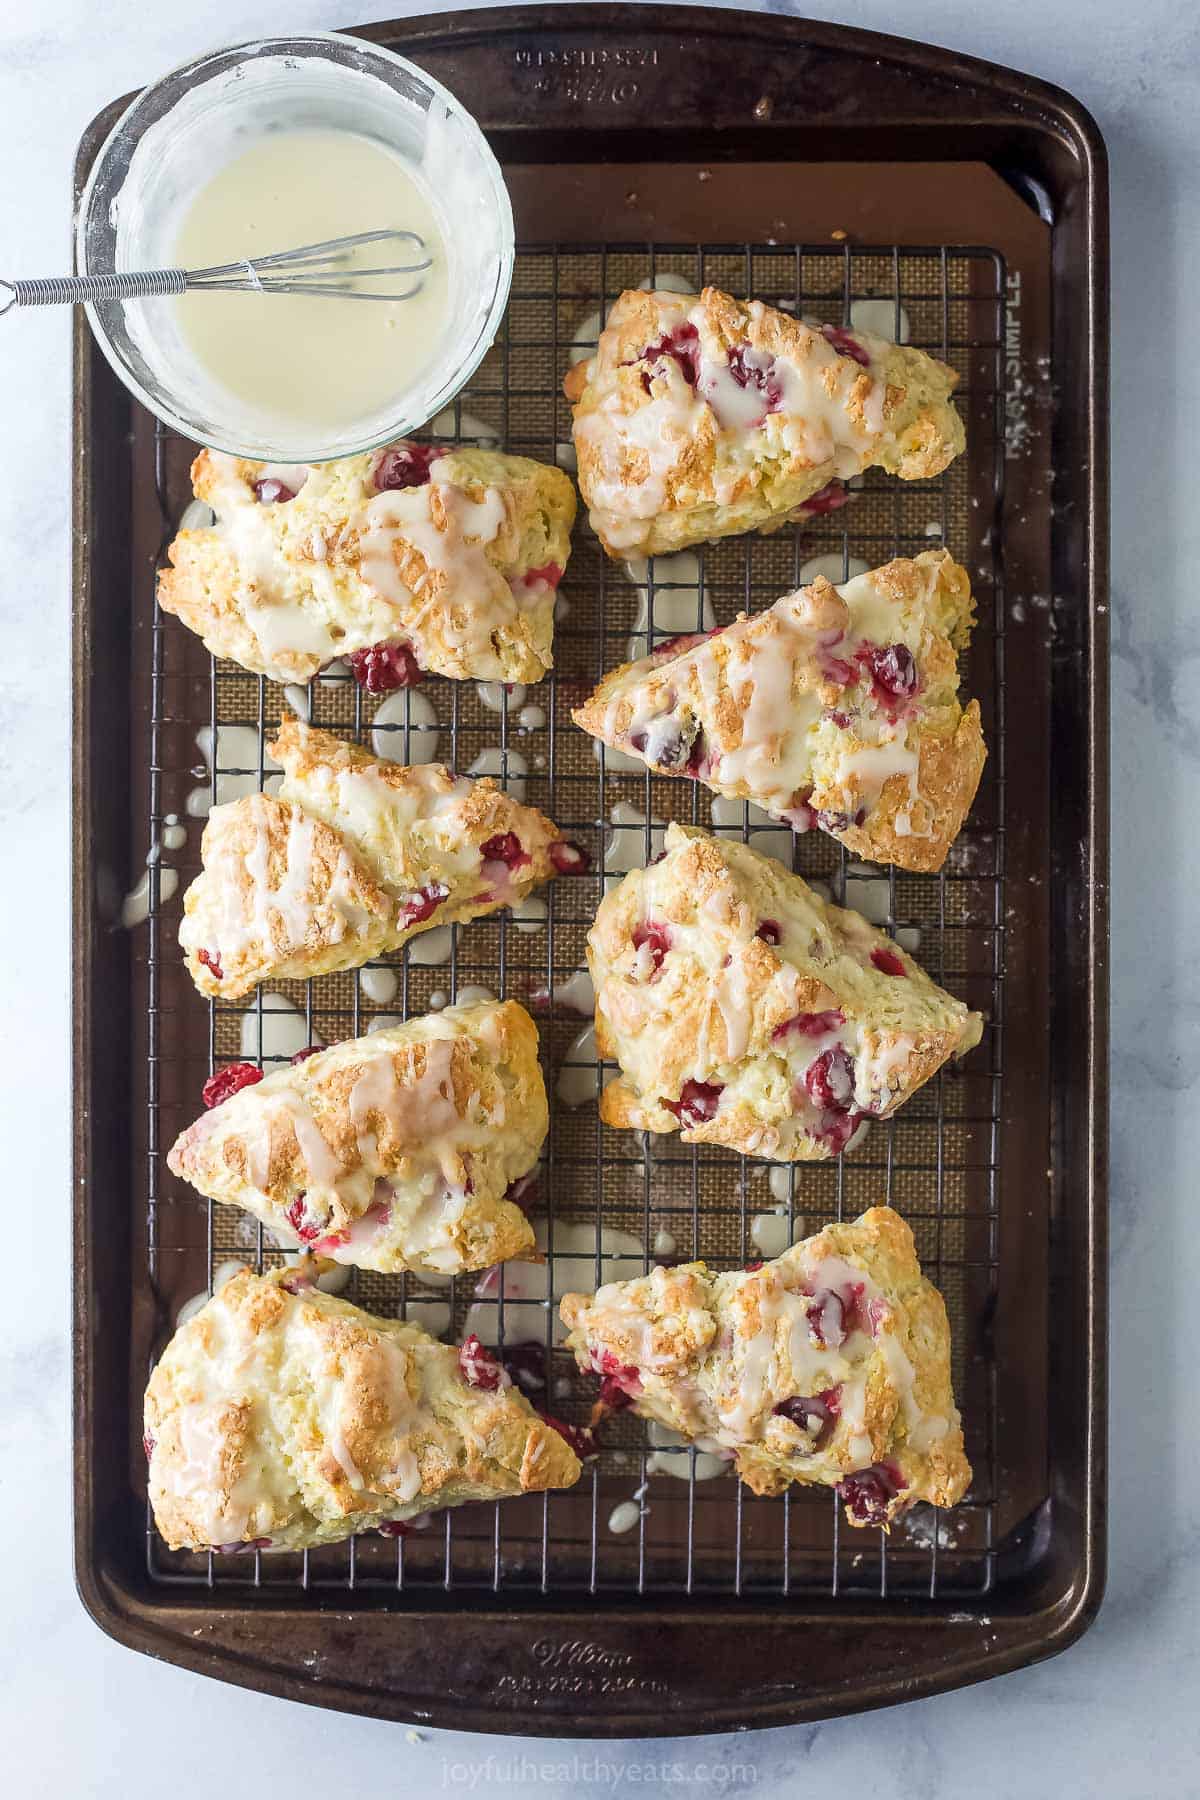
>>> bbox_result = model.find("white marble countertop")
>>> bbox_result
[0,0,1188,1792]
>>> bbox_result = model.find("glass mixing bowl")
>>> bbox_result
[75,33,514,461]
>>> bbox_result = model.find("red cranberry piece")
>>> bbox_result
[652,630,704,659]
[594,1349,642,1396]
[143,1432,156,1460]
[816,805,867,833]
[373,443,439,491]
[805,1045,856,1111]
[651,623,726,663]
[458,1334,506,1391]
[480,832,531,873]
[654,731,690,770]
[808,1292,841,1348]
[290,1045,322,1066]
[214,1537,273,1554]
[201,1061,263,1109]
[347,639,423,693]
[539,1413,599,1460]
[871,946,906,977]
[784,797,817,833]
[773,1386,842,1444]
[807,1283,867,1348]
[821,324,871,367]
[378,1520,412,1538]
[771,1009,846,1045]
[801,479,850,517]
[636,322,701,389]
[643,714,700,771]
[744,1259,764,1272]
[756,920,782,945]
[824,709,853,728]
[727,344,784,413]
[662,1079,725,1128]
[818,653,858,687]
[522,561,562,590]
[632,919,672,977]
[503,1171,539,1213]
[308,1196,389,1259]
[254,478,296,504]
[838,1460,905,1524]
[197,947,224,982]
[684,729,710,778]
[548,839,591,875]
[397,881,449,930]
[862,642,919,701]
[502,1341,547,1395]
[285,1193,323,1244]
[311,1226,349,1253]
[814,1108,864,1154]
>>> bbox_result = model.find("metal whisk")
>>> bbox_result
[0,230,432,316]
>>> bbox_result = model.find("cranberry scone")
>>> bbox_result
[168,1001,545,1274]
[565,286,964,556]
[560,1206,969,1526]
[145,1268,580,1552]
[590,823,982,1159]
[157,441,576,685]
[180,720,574,998]
[573,549,985,873]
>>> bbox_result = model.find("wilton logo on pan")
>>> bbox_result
[532,1637,634,1672]
[489,1637,670,1700]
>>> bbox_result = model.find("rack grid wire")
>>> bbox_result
[138,239,1007,1602]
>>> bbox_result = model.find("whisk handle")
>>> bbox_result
[0,269,186,313]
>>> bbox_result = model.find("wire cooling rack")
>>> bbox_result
[138,240,1007,1601]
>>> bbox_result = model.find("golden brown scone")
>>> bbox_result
[179,720,571,999]
[573,549,985,873]
[157,442,576,684]
[145,1267,580,1553]
[168,1001,545,1275]
[561,1205,969,1526]
[589,823,982,1160]
[567,287,964,556]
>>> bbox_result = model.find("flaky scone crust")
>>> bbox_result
[590,823,982,1160]
[567,287,964,557]
[560,1205,970,1525]
[157,445,576,684]
[168,1001,545,1275]
[146,1268,580,1552]
[573,550,986,873]
[180,720,563,999]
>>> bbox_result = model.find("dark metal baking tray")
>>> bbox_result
[72,5,1108,1734]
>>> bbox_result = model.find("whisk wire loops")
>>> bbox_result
[2,230,431,312]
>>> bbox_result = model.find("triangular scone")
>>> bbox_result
[167,1002,545,1274]
[589,823,982,1160]
[573,550,985,873]
[180,721,565,998]
[157,442,576,685]
[145,1268,580,1552]
[565,286,964,557]
[560,1206,969,1527]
